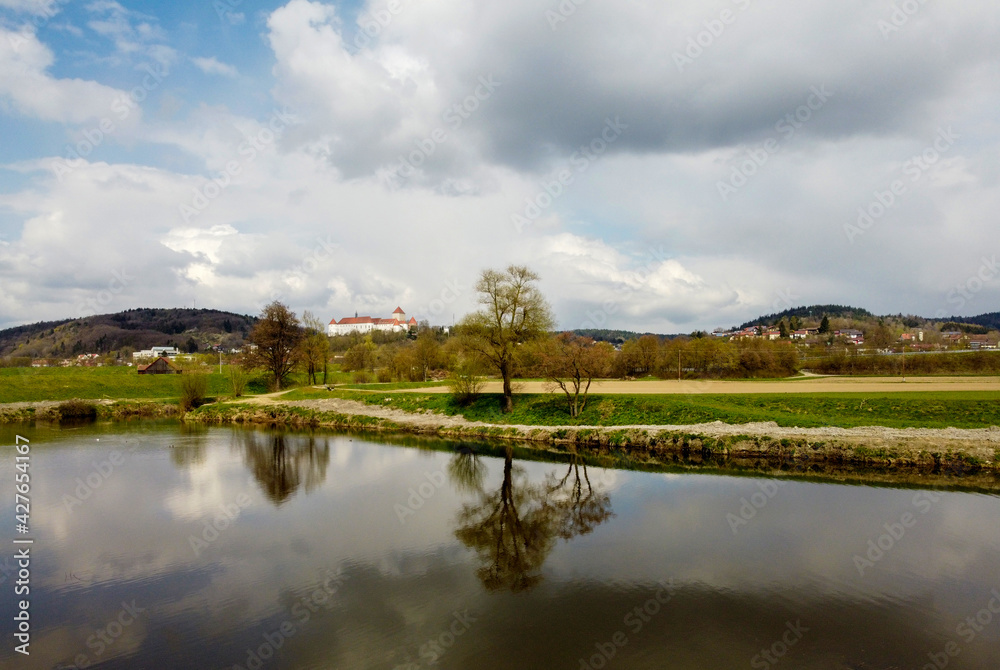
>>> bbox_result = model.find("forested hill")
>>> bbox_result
[738,305,874,330]
[0,308,256,358]
[738,305,1000,334]
[572,305,999,341]
[944,312,1000,331]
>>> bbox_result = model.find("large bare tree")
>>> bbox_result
[246,301,303,390]
[537,333,614,418]
[459,265,554,413]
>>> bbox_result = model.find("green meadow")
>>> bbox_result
[0,366,235,403]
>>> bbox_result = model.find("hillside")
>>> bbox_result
[0,308,256,359]
[735,305,1000,335]
[943,312,1000,331]
[570,305,999,342]
[738,305,874,330]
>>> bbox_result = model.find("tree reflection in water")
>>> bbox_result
[453,446,614,593]
[236,431,330,505]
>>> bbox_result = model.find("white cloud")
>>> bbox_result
[0,0,56,15]
[191,56,238,77]
[3,0,1000,331]
[0,28,134,124]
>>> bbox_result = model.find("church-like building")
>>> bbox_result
[327,307,417,336]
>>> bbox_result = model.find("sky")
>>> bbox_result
[0,0,998,333]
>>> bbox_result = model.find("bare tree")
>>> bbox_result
[298,311,331,385]
[245,301,303,390]
[459,265,554,412]
[413,334,441,381]
[537,333,613,417]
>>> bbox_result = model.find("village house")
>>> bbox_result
[835,329,865,344]
[968,335,990,350]
[731,327,760,340]
[328,307,418,336]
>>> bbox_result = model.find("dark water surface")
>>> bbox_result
[1,422,999,669]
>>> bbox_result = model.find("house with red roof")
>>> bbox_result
[327,307,417,336]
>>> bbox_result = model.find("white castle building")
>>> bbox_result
[328,307,417,336]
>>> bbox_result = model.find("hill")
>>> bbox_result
[0,308,256,359]
[734,305,999,338]
[738,305,874,330]
[941,312,1000,331]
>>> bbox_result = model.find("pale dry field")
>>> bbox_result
[405,376,1000,395]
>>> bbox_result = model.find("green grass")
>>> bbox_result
[278,380,445,400]
[324,390,1000,430]
[0,366,237,402]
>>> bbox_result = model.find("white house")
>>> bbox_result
[328,307,417,336]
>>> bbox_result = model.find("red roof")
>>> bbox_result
[408,317,417,324]
[338,316,375,325]
[376,318,396,325]
[392,307,404,314]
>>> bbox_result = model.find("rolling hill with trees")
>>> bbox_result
[0,308,257,360]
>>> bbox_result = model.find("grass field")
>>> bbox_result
[282,387,1000,429]
[0,366,237,403]
[4,366,999,429]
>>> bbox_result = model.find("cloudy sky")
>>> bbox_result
[1,0,998,333]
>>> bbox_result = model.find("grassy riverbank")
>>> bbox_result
[0,399,179,423]
[279,388,1000,430]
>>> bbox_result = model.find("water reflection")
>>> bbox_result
[169,423,208,467]
[2,423,999,669]
[236,431,331,504]
[453,447,614,593]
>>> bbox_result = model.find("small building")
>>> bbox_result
[133,346,180,361]
[969,335,990,350]
[137,357,180,374]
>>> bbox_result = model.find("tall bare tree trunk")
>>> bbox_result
[501,359,513,413]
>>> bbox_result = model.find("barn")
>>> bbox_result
[137,357,180,374]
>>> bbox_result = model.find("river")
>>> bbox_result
[1,421,998,669]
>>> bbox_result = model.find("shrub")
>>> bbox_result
[57,399,98,420]
[376,367,393,383]
[179,373,209,411]
[450,361,486,406]
[352,370,371,384]
[226,364,251,397]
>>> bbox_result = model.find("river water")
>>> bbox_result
[1,421,999,669]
